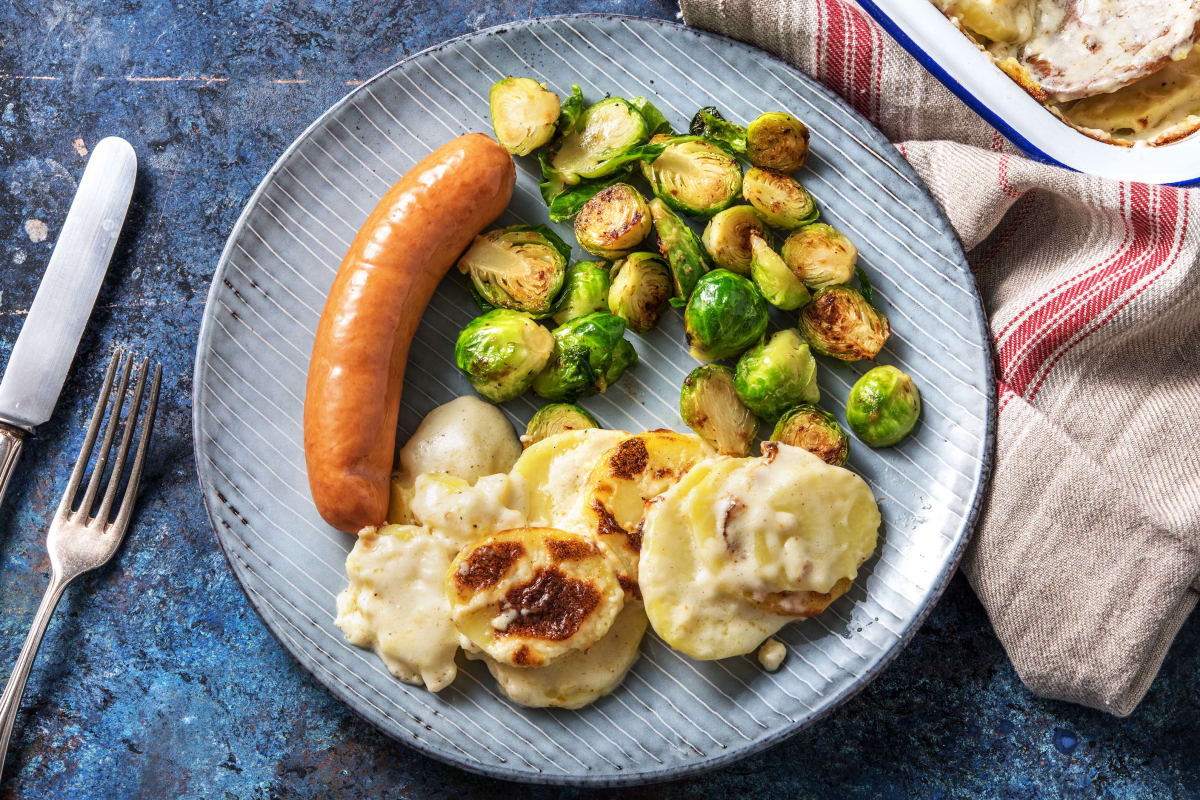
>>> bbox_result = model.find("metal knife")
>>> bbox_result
[0,136,137,507]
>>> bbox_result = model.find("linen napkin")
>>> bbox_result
[680,0,1200,716]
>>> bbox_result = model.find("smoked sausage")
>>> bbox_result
[304,133,515,533]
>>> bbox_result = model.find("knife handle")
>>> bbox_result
[0,425,26,508]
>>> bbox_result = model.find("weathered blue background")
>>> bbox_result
[0,1,1196,798]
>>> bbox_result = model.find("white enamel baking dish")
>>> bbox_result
[858,0,1200,185]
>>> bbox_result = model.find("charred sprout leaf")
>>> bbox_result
[846,365,920,447]
[649,197,711,301]
[734,329,819,419]
[684,268,769,361]
[548,97,654,184]
[553,261,611,325]
[544,167,634,223]
[630,96,674,137]
[701,205,767,274]
[690,107,748,155]
[454,309,554,403]
[574,182,652,259]
[608,252,673,333]
[742,167,819,230]
[746,112,810,172]
[771,404,849,466]
[489,77,560,156]
[799,286,890,361]
[855,265,876,307]
[689,106,722,136]
[750,232,810,311]
[679,364,758,456]
[641,135,742,218]
[457,225,570,316]
[522,403,600,447]
[532,312,629,401]
[781,223,858,289]
[604,338,638,386]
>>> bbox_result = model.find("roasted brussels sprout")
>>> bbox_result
[522,403,600,447]
[679,364,759,457]
[548,97,655,184]
[642,136,742,218]
[684,269,769,361]
[771,404,849,466]
[701,205,767,274]
[489,77,560,156]
[649,197,710,300]
[543,168,634,223]
[553,261,611,325]
[605,338,639,386]
[608,252,673,333]
[747,112,810,172]
[574,183,652,259]
[630,96,674,136]
[749,232,810,311]
[454,309,555,403]
[733,329,819,419]
[846,365,921,447]
[689,107,747,154]
[742,167,819,230]
[532,312,630,401]
[798,286,890,361]
[781,223,858,289]
[457,225,570,316]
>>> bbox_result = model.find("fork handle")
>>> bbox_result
[0,424,26,511]
[0,574,66,770]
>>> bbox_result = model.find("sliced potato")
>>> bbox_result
[510,428,629,532]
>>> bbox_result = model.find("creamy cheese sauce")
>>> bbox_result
[408,472,527,545]
[398,395,522,485]
[757,638,787,672]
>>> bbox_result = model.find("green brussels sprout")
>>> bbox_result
[630,96,674,137]
[649,197,711,300]
[845,365,921,447]
[457,225,570,316]
[742,167,819,230]
[641,135,742,218]
[489,77,560,156]
[771,405,849,466]
[574,183,652,259]
[604,337,639,386]
[608,252,673,334]
[798,286,890,361]
[701,205,767,275]
[780,223,858,289]
[553,261,611,325]
[454,309,555,403]
[543,168,634,223]
[746,112,810,172]
[532,312,629,401]
[733,329,819,419]
[689,107,747,154]
[679,364,759,457]
[522,403,600,447]
[548,97,654,184]
[749,232,810,311]
[684,269,769,362]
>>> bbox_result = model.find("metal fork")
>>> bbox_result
[0,348,160,767]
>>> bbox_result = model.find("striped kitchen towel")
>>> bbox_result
[681,0,1200,716]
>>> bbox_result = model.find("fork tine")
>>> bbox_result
[94,357,149,526]
[57,349,123,519]
[110,363,160,536]
[73,352,133,522]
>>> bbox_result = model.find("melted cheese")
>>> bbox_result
[398,396,522,485]
[1064,46,1200,138]
[510,428,630,533]
[757,638,787,672]
[408,472,527,546]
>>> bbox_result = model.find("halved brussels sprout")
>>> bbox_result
[781,223,858,289]
[733,329,819,419]
[608,252,673,334]
[746,112,810,172]
[553,261,611,325]
[642,136,742,218]
[684,268,769,362]
[543,168,633,223]
[548,97,652,184]
[574,183,652,259]
[749,232,810,311]
[680,364,759,457]
[532,312,630,401]
[846,365,920,447]
[798,286,889,361]
[742,167,819,230]
[457,225,570,316]
[454,309,554,403]
[649,197,710,300]
[701,205,767,275]
[771,404,849,466]
[522,403,600,447]
[489,77,560,156]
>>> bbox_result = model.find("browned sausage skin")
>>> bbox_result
[304,134,515,533]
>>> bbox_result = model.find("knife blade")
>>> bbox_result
[0,136,136,504]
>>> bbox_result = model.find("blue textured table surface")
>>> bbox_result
[0,2,1197,798]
